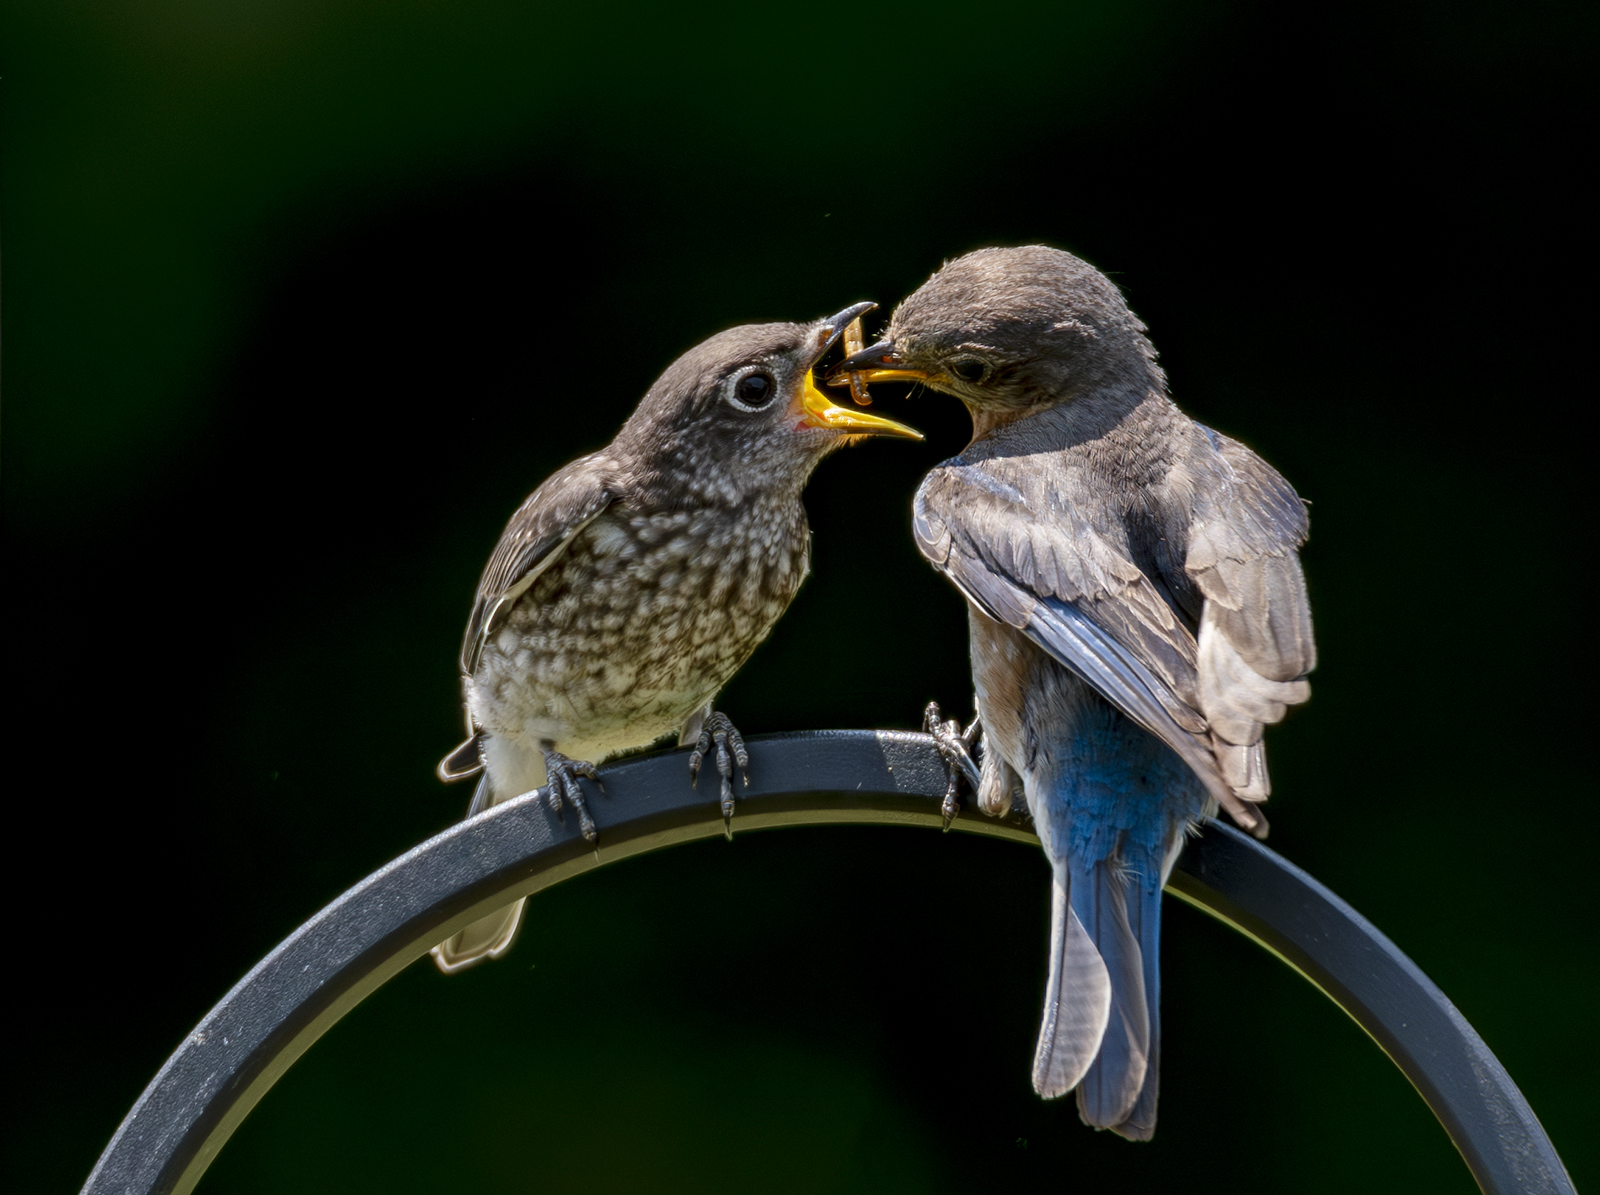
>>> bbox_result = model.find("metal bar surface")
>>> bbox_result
[82,730,1571,1195]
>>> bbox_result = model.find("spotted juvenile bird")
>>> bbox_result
[833,246,1315,1138]
[433,302,921,973]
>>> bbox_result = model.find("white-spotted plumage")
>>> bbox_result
[433,304,918,972]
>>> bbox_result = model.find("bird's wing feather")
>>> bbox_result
[915,461,1266,833]
[925,465,1202,704]
[1184,430,1315,797]
[461,456,618,676]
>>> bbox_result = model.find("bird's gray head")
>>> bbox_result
[616,302,921,500]
[832,246,1164,417]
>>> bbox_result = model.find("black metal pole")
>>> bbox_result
[81,730,1572,1195]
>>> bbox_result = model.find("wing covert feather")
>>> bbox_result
[913,438,1316,838]
[460,456,618,676]
[914,467,1264,831]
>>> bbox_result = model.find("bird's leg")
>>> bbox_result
[976,741,1019,820]
[688,711,750,836]
[540,744,604,843]
[924,700,983,830]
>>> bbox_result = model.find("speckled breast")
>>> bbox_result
[472,497,811,749]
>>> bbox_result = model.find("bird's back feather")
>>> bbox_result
[913,413,1315,834]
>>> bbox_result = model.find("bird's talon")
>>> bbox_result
[723,725,751,778]
[541,748,604,840]
[941,781,962,828]
[692,711,749,821]
[924,700,981,816]
[940,766,963,830]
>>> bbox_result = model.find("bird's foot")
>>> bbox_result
[688,711,750,838]
[924,701,982,831]
[540,748,605,843]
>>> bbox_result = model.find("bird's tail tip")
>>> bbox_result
[430,897,527,974]
[1077,1106,1157,1142]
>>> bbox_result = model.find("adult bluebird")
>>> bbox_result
[833,246,1314,1138]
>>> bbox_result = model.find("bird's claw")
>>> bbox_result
[924,701,982,831]
[541,748,604,843]
[689,711,749,835]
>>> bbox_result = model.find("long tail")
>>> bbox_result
[1032,865,1112,1098]
[1031,857,1165,1141]
[430,774,527,974]
[1075,858,1163,1140]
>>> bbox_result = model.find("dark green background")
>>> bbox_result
[3,2,1592,1191]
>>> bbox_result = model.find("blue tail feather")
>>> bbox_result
[1027,702,1200,1140]
[1117,878,1164,1139]
[1032,867,1112,1098]
[1073,859,1152,1133]
[1076,867,1164,1140]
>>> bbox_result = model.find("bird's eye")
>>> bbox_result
[727,368,777,411]
[738,373,772,404]
[949,358,988,384]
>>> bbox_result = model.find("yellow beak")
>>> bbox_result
[827,339,937,388]
[795,375,923,439]
[844,367,937,384]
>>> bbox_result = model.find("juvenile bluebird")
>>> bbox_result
[833,246,1315,1138]
[433,302,921,972]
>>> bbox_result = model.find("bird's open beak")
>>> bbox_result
[811,301,879,364]
[795,375,923,438]
[827,340,935,386]
[793,304,923,439]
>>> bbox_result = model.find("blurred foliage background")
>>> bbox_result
[2,1,1592,1191]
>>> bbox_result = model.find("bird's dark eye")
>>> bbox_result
[949,358,988,384]
[730,369,776,410]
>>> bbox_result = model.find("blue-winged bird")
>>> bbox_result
[434,303,921,972]
[833,247,1314,1138]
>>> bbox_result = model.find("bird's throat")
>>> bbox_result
[967,402,1039,441]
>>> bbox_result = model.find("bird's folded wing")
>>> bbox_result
[461,456,618,676]
[1184,430,1316,798]
[913,462,1260,832]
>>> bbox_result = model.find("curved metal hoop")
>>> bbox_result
[83,731,1572,1195]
